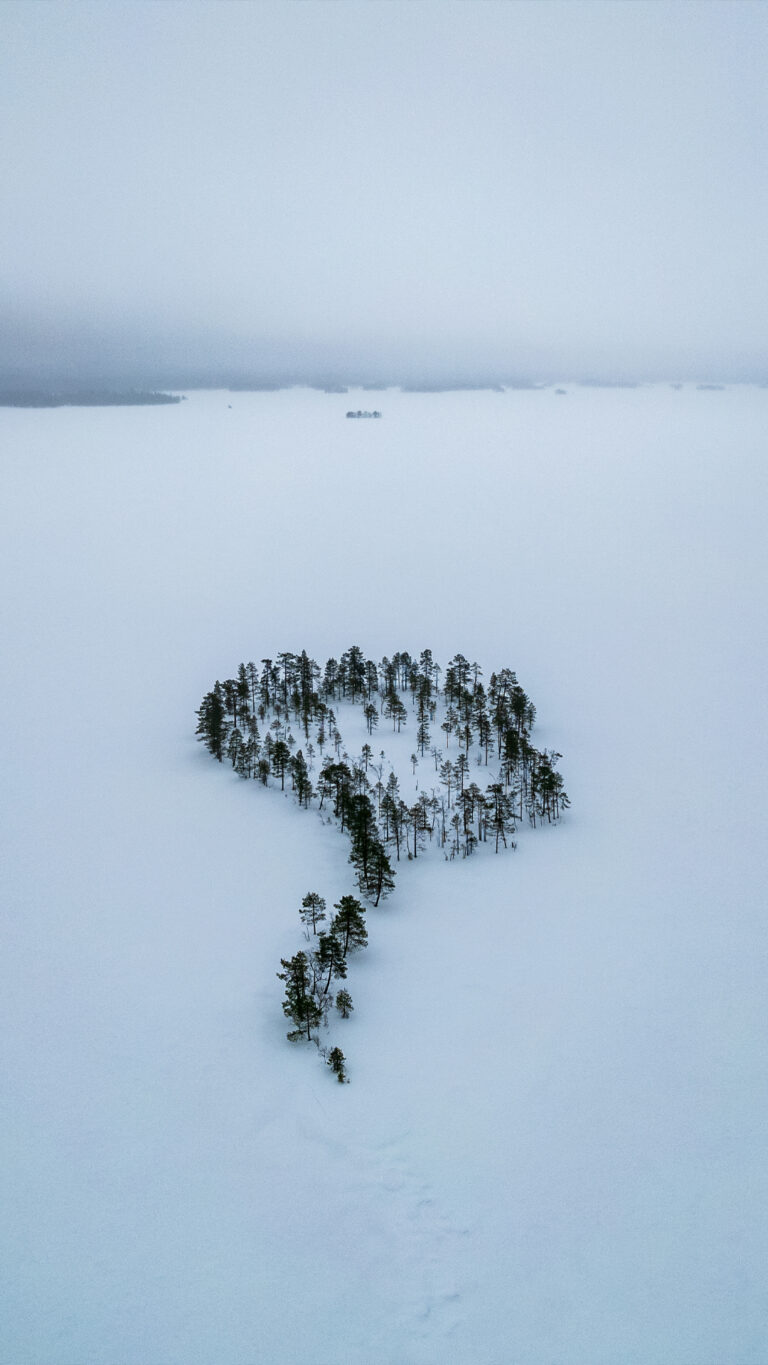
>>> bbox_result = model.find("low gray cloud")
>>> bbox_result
[2,0,766,386]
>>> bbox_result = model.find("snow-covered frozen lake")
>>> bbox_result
[2,385,767,1363]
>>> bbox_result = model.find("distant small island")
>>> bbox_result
[0,389,182,408]
[346,409,382,419]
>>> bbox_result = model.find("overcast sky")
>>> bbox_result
[2,0,766,384]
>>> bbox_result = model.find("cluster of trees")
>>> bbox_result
[196,645,569,866]
[196,646,569,1080]
[277,891,368,1082]
[317,760,395,902]
[195,653,399,901]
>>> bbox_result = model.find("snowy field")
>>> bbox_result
[2,384,767,1364]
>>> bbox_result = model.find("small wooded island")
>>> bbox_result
[196,646,568,1080]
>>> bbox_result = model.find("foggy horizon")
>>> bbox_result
[2,0,767,391]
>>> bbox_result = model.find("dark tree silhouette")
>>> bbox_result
[330,896,368,956]
[300,892,326,937]
[277,952,322,1042]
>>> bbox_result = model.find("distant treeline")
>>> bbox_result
[0,390,182,408]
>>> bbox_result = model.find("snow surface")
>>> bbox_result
[2,385,767,1364]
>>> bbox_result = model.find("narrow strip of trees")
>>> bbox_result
[278,890,368,1080]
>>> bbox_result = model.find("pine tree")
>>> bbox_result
[486,782,516,852]
[322,657,339,699]
[449,811,462,857]
[533,749,569,823]
[455,752,469,795]
[318,758,353,824]
[416,719,430,757]
[259,658,275,710]
[330,896,368,956]
[227,724,243,769]
[458,785,480,855]
[277,952,322,1042]
[380,787,397,846]
[465,782,486,842]
[384,695,407,731]
[408,800,427,858]
[236,662,251,721]
[222,678,239,730]
[419,647,435,687]
[236,735,259,779]
[314,929,348,995]
[340,644,366,701]
[477,712,492,763]
[327,1046,348,1082]
[369,839,396,905]
[275,651,297,709]
[246,660,260,715]
[440,759,454,808]
[335,989,353,1018]
[291,748,313,806]
[347,792,380,895]
[195,682,229,761]
[271,738,291,790]
[300,892,326,937]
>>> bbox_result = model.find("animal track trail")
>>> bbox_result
[295,1115,474,1347]
[372,1140,472,1340]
